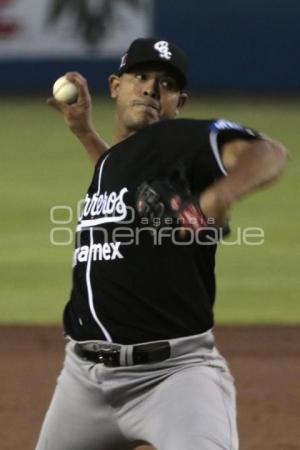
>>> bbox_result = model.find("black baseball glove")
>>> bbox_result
[135,178,207,232]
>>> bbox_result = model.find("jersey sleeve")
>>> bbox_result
[208,119,265,176]
[137,118,264,193]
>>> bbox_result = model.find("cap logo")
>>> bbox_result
[154,41,172,60]
[119,53,127,69]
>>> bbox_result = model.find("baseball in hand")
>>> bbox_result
[52,75,78,104]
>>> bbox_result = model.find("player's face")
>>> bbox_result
[109,63,187,138]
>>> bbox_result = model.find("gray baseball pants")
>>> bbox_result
[36,330,238,450]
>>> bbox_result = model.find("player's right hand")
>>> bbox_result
[47,71,96,139]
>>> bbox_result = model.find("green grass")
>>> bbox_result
[0,96,299,324]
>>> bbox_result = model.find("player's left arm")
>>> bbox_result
[199,137,289,226]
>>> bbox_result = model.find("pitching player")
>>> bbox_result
[36,38,287,450]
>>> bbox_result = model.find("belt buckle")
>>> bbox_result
[98,345,120,367]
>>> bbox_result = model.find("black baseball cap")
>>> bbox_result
[118,38,188,89]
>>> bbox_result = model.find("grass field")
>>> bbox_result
[1,96,299,324]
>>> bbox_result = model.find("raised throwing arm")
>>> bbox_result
[48,72,109,164]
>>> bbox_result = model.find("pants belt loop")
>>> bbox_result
[125,345,134,366]
[119,346,127,366]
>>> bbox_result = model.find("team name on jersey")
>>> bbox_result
[78,187,128,229]
[73,241,123,266]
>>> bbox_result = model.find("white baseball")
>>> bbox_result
[52,75,78,104]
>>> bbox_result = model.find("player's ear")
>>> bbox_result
[108,74,121,98]
[175,92,188,115]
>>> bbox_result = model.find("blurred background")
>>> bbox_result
[1,0,299,325]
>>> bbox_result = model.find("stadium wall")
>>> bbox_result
[0,0,299,94]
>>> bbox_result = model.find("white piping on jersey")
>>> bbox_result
[97,153,110,195]
[86,227,113,342]
[86,153,112,342]
[209,131,228,176]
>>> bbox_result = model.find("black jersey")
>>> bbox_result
[63,118,261,344]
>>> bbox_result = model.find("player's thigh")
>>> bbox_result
[145,365,238,450]
[35,362,126,450]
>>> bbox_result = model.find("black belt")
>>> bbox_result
[74,341,171,367]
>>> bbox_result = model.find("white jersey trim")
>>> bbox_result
[85,153,113,342]
[97,153,110,194]
[209,131,228,176]
[86,228,113,342]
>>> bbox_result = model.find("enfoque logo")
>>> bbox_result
[49,202,265,247]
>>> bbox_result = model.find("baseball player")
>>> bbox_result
[36,38,287,450]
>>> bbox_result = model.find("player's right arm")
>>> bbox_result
[48,72,109,165]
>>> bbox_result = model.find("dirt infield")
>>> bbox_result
[1,326,299,450]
